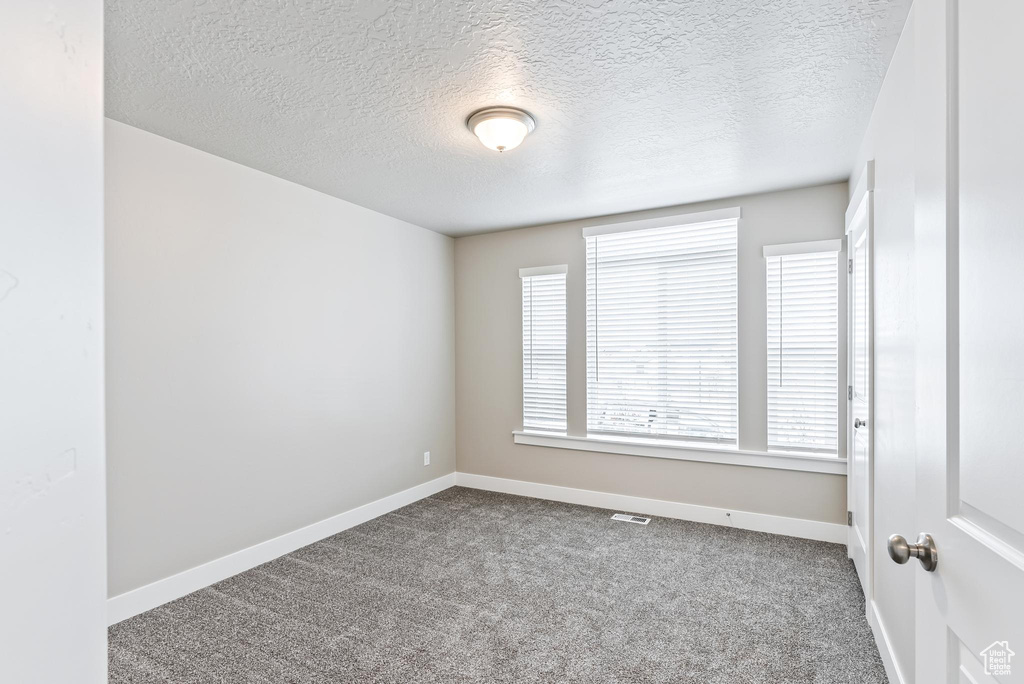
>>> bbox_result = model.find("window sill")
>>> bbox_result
[512,431,847,475]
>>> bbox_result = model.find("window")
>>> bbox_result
[765,240,841,454]
[585,209,739,444]
[521,265,567,433]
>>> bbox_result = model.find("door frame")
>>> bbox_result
[846,161,875,608]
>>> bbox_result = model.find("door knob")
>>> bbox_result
[854,418,867,429]
[887,533,938,572]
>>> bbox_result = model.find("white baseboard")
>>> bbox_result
[107,472,457,625]
[109,470,847,625]
[869,598,906,684]
[454,472,847,544]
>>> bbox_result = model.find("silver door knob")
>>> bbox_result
[854,418,867,429]
[887,533,938,572]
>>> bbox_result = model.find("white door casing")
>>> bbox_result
[847,164,874,608]
[0,0,106,679]
[913,1,1024,682]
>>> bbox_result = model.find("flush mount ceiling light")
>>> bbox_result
[466,107,536,152]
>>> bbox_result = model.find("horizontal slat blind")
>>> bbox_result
[766,250,839,454]
[522,271,567,433]
[586,219,738,443]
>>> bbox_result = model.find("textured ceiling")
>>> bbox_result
[106,0,911,236]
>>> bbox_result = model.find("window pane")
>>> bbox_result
[522,272,566,433]
[586,219,738,443]
[766,250,839,454]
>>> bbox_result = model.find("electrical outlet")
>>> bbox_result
[423,451,430,466]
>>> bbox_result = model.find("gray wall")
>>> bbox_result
[1,0,107,679]
[455,183,849,524]
[105,120,455,597]
[850,10,917,681]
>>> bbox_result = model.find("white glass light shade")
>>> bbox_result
[467,107,536,152]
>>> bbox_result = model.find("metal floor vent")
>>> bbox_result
[611,513,651,525]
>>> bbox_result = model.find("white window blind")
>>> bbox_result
[585,215,738,443]
[765,242,840,454]
[521,266,567,433]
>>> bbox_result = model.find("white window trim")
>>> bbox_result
[512,431,846,475]
[521,265,568,434]
[764,239,843,456]
[581,206,740,238]
[519,264,568,278]
[762,238,843,258]
[584,213,739,443]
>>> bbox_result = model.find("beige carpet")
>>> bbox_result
[109,486,886,683]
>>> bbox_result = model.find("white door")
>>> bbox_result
[910,2,1024,681]
[847,172,874,605]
